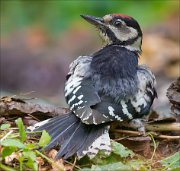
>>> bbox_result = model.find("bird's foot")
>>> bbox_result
[127,118,147,135]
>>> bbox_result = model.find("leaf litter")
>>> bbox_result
[0,90,179,171]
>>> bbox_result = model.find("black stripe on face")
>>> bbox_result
[105,28,120,43]
[101,26,140,47]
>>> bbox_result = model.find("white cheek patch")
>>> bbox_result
[108,25,138,41]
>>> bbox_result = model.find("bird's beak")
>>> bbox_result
[80,14,104,27]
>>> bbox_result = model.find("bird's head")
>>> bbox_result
[81,14,142,52]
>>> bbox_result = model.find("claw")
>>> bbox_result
[127,118,147,135]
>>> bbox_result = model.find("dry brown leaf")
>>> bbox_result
[47,149,65,171]
[118,136,151,157]
[36,156,45,167]
[0,96,69,126]
[64,164,74,171]
[47,149,58,159]
[4,152,21,165]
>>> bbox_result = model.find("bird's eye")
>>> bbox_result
[114,21,122,27]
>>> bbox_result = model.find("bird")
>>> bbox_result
[28,13,157,160]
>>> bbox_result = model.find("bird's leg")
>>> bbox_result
[127,118,147,135]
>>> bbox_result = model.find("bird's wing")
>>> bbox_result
[65,56,124,124]
[65,57,157,125]
[127,65,157,118]
[65,56,104,124]
[92,65,157,121]
[65,56,98,107]
[137,65,157,96]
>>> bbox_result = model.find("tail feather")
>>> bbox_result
[35,114,70,131]
[45,120,79,150]
[56,122,84,159]
[47,120,70,136]
[47,115,77,137]
[73,125,99,158]
[29,112,111,159]
[61,123,97,159]
[78,126,111,159]
[40,118,69,136]
[86,127,111,158]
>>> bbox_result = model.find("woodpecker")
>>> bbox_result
[28,14,157,159]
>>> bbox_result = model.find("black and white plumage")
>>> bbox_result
[29,14,157,159]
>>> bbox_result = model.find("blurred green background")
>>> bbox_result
[0,0,179,107]
[1,0,178,35]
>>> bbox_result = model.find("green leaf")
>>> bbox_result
[2,146,17,159]
[170,169,180,171]
[26,143,38,149]
[23,151,38,171]
[15,118,26,142]
[91,152,121,165]
[0,124,10,130]
[23,151,36,161]
[0,139,26,149]
[111,141,134,158]
[0,163,16,171]
[18,156,24,171]
[38,130,51,147]
[80,168,92,171]
[125,160,145,170]
[161,152,180,170]
[89,141,134,166]
[25,159,38,171]
[81,162,131,171]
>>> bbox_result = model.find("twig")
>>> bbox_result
[112,129,143,135]
[65,159,81,170]
[150,132,180,140]
[72,157,77,170]
[114,122,180,133]
[0,130,13,141]
[27,113,40,122]
[112,129,180,140]
[113,136,130,141]
[162,157,180,171]
[145,123,180,132]
[147,133,157,161]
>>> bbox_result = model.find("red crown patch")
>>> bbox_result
[112,14,131,19]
